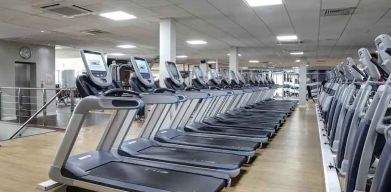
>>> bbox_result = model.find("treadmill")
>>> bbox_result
[193,67,286,127]
[188,67,283,131]
[74,51,252,178]
[49,50,229,192]
[163,61,272,142]
[204,71,294,127]
[125,57,261,157]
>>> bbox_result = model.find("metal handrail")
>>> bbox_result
[0,87,75,91]
[10,90,65,139]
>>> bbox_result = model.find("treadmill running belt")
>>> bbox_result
[172,135,259,149]
[88,162,225,192]
[140,146,245,166]
[198,126,269,136]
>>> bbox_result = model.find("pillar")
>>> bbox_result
[299,63,307,107]
[159,18,176,87]
[229,47,239,79]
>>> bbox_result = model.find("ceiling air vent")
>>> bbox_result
[321,7,355,16]
[277,40,303,45]
[81,29,110,35]
[40,3,93,18]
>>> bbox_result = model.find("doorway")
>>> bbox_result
[14,61,36,122]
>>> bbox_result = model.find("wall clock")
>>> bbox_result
[19,47,32,60]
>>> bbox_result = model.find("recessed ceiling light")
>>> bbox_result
[292,67,300,69]
[41,30,45,33]
[55,45,70,50]
[207,61,217,64]
[186,40,207,45]
[290,51,304,55]
[108,53,125,56]
[117,44,136,49]
[249,60,260,63]
[227,53,242,56]
[244,0,283,7]
[277,35,298,42]
[176,55,188,58]
[99,11,136,21]
[295,59,301,62]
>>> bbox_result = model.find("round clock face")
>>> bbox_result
[19,47,32,59]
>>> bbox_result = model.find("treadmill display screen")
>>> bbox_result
[168,62,180,80]
[84,52,106,72]
[194,66,203,78]
[135,58,151,78]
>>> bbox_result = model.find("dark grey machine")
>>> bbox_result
[127,57,260,159]
[49,50,230,192]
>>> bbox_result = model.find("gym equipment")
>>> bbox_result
[78,52,255,177]
[317,33,391,192]
[164,61,272,142]
[127,57,261,159]
[49,50,230,192]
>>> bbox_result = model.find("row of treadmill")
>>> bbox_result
[48,50,297,191]
[318,33,391,192]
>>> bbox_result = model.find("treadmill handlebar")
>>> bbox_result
[176,91,210,99]
[153,88,176,93]
[104,89,141,97]
[185,87,201,91]
[201,89,233,97]
[73,96,144,114]
[140,93,187,104]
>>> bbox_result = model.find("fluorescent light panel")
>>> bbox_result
[176,55,188,58]
[207,61,217,64]
[249,60,260,63]
[109,53,125,56]
[295,59,301,62]
[186,40,207,45]
[277,35,298,41]
[100,11,136,21]
[117,44,136,49]
[55,45,70,50]
[244,0,283,7]
[290,51,304,55]
[227,53,242,56]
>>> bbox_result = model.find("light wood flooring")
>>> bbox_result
[0,104,325,192]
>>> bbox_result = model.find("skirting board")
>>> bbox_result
[315,104,342,192]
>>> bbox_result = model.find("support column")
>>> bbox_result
[215,59,219,73]
[229,47,239,79]
[299,63,307,107]
[159,18,176,87]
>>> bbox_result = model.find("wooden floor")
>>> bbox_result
[0,104,325,192]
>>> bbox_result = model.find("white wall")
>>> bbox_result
[55,57,85,87]
[0,40,55,119]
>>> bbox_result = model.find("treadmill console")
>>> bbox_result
[359,48,381,81]
[230,70,239,84]
[193,66,206,84]
[80,50,112,87]
[168,62,180,80]
[165,61,185,87]
[131,57,154,87]
[375,34,391,74]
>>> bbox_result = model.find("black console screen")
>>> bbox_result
[135,58,151,79]
[84,52,107,77]
[168,62,180,80]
